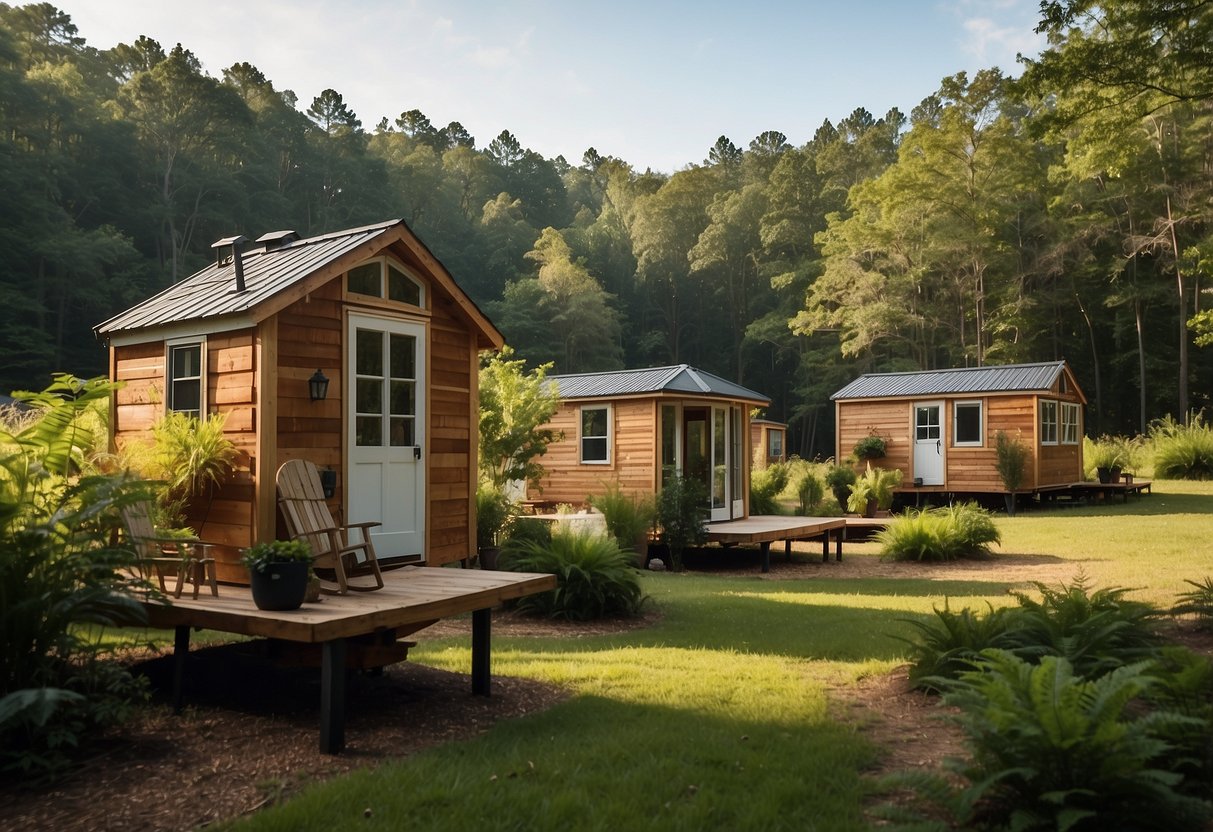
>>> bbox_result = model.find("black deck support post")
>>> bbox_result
[320,638,347,754]
[785,540,793,562]
[835,529,843,561]
[472,608,491,696]
[821,532,829,563]
[759,541,771,573]
[172,625,190,714]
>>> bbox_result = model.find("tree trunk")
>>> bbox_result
[1166,195,1189,421]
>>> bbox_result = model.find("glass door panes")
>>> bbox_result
[712,407,727,510]
[915,405,941,441]
[355,328,418,447]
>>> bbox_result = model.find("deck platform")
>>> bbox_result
[139,565,556,754]
[705,516,847,572]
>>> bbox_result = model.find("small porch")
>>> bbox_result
[703,516,850,573]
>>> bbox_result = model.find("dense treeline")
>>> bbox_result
[1,1,1210,457]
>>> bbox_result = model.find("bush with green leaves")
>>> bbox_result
[749,461,790,516]
[824,464,856,510]
[657,473,707,572]
[497,526,645,620]
[875,502,999,562]
[901,602,1024,693]
[475,484,513,550]
[1173,577,1213,630]
[241,539,313,573]
[846,462,901,513]
[795,471,824,516]
[892,652,1213,831]
[1151,414,1213,480]
[1,376,152,777]
[589,482,655,552]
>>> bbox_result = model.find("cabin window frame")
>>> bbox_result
[953,400,984,447]
[1040,399,1059,446]
[767,428,783,461]
[345,255,426,309]
[579,403,612,465]
[165,337,206,419]
[1060,401,1081,445]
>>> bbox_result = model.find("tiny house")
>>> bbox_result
[750,419,787,469]
[95,220,502,579]
[528,365,769,521]
[831,361,1086,493]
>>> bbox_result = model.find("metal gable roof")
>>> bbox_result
[96,220,432,338]
[548,364,769,404]
[832,361,1072,400]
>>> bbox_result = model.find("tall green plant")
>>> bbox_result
[0,376,151,776]
[589,482,655,553]
[478,347,560,490]
[124,410,237,529]
[1151,414,1213,480]
[749,462,790,515]
[657,473,707,572]
[994,430,1028,492]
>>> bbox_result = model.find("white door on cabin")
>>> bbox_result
[913,402,945,486]
[347,314,426,560]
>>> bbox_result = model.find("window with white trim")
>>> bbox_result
[580,404,611,464]
[1060,402,1081,445]
[953,400,983,446]
[1040,399,1058,445]
[167,340,204,418]
[768,429,783,460]
[346,256,424,307]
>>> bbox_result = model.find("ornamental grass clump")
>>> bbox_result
[497,526,645,621]
[589,482,655,553]
[875,502,999,562]
[1151,414,1213,480]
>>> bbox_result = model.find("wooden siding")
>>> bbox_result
[530,399,658,504]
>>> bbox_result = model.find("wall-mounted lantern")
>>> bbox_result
[309,369,330,402]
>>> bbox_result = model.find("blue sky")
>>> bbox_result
[56,0,1046,172]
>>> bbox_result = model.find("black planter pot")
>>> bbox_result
[249,561,310,611]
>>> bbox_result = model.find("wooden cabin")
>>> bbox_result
[95,220,503,580]
[750,419,787,469]
[527,365,769,522]
[831,361,1087,493]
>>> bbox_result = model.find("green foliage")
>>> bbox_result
[497,527,645,620]
[749,461,790,515]
[824,464,856,510]
[1173,577,1213,630]
[0,376,151,777]
[876,502,1000,562]
[1086,434,1141,475]
[656,473,708,572]
[1151,415,1213,481]
[936,652,1212,831]
[475,484,513,550]
[795,470,824,515]
[477,348,560,489]
[852,434,886,459]
[994,429,1028,492]
[846,462,901,513]
[241,539,312,573]
[902,602,1023,693]
[588,482,654,551]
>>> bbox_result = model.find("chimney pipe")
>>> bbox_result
[211,235,250,293]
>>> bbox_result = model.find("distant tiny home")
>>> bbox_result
[95,220,502,579]
[527,365,769,521]
[750,419,787,469]
[831,361,1087,493]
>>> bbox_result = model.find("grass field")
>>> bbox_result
[223,481,1213,831]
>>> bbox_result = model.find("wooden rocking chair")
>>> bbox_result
[275,459,384,594]
[120,499,219,599]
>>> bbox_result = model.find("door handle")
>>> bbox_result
[936,439,941,454]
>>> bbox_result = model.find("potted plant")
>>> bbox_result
[994,430,1029,515]
[242,539,313,611]
[1088,437,1127,483]
[853,434,887,461]
[846,463,902,517]
[825,465,857,511]
[476,484,513,570]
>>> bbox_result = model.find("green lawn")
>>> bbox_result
[222,481,1213,831]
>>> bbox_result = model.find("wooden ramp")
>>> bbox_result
[705,516,847,573]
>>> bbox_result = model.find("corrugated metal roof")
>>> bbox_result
[95,220,403,337]
[832,361,1069,400]
[548,365,769,404]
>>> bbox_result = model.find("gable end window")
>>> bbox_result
[346,257,424,307]
[1040,399,1059,445]
[953,401,983,447]
[580,404,611,464]
[1061,402,1081,445]
[167,340,204,418]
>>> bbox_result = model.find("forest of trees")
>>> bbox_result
[1,1,1210,457]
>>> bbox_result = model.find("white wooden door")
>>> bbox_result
[913,401,944,486]
[347,314,425,560]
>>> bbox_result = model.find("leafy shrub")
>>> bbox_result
[749,462,790,515]
[824,464,856,510]
[498,527,645,620]
[1151,414,1213,480]
[241,539,312,573]
[994,430,1028,493]
[846,462,901,513]
[0,376,152,778]
[902,602,1024,692]
[935,652,1212,831]
[852,434,887,459]
[876,502,999,562]
[589,482,655,551]
[795,471,824,515]
[1173,577,1213,630]
[657,473,707,572]
[475,484,513,549]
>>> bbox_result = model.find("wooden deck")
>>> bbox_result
[140,566,556,753]
[705,516,848,572]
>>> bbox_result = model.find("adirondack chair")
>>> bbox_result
[275,459,384,594]
[120,499,219,599]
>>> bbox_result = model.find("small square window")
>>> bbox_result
[580,405,610,464]
[954,401,983,446]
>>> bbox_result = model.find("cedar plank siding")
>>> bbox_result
[532,399,657,505]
